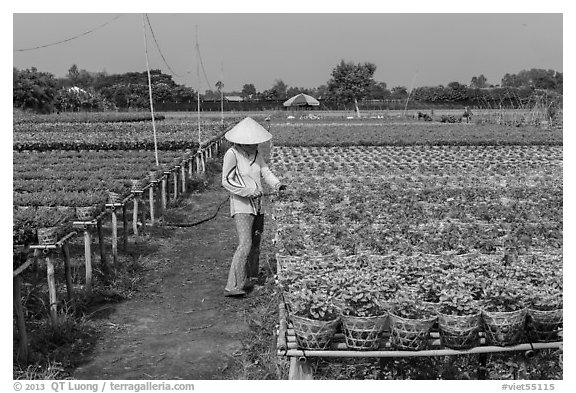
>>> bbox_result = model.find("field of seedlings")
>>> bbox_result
[12,113,240,246]
[266,116,562,379]
[12,110,563,380]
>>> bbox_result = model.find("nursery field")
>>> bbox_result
[267,121,563,376]
[12,116,235,246]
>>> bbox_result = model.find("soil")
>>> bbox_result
[72,181,266,380]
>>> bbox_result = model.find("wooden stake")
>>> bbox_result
[111,209,118,268]
[196,154,201,174]
[161,177,168,211]
[45,252,58,324]
[188,158,193,180]
[96,219,108,275]
[83,228,93,293]
[122,204,128,251]
[149,185,155,225]
[61,243,73,301]
[13,275,29,364]
[181,163,186,193]
[133,194,139,236]
[289,357,313,380]
[172,169,178,201]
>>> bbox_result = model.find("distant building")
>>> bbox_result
[224,96,243,102]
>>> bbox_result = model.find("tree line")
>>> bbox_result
[13,61,562,113]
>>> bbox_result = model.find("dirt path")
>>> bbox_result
[73,183,259,380]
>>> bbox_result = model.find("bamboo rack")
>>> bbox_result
[277,300,563,380]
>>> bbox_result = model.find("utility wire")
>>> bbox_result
[145,14,190,78]
[14,14,125,52]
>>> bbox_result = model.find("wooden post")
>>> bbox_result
[149,185,155,225]
[45,251,58,324]
[122,205,128,251]
[181,163,186,193]
[289,357,314,380]
[172,169,179,201]
[196,154,201,174]
[133,193,140,236]
[201,151,206,172]
[111,208,118,268]
[188,158,194,180]
[96,219,108,275]
[13,275,29,364]
[139,192,146,232]
[478,352,488,380]
[61,243,73,301]
[161,176,168,211]
[83,228,93,293]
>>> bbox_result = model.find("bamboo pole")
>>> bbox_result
[13,275,29,364]
[111,209,118,267]
[83,228,93,293]
[140,192,147,232]
[278,303,288,352]
[201,150,206,172]
[149,185,155,225]
[45,251,58,324]
[279,341,562,359]
[61,243,73,301]
[96,219,108,275]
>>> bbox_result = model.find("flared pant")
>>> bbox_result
[225,213,264,292]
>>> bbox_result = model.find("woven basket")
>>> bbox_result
[130,179,143,192]
[438,311,482,349]
[389,312,437,351]
[108,191,123,204]
[75,206,96,221]
[482,308,527,346]
[527,308,563,342]
[341,314,389,350]
[37,227,58,245]
[290,314,340,350]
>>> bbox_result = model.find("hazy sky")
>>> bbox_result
[12,12,562,93]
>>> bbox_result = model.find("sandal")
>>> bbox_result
[224,289,247,298]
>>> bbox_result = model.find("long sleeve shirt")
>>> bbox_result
[221,146,281,216]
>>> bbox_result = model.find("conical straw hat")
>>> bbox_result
[225,117,272,144]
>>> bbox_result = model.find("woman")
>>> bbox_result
[221,117,286,297]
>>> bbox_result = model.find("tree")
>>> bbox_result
[390,86,408,100]
[327,60,377,116]
[270,79,288,100]
[470,74,488,88]
[13,67,59,113]
[241,83,257,100]
[369,81,389,100]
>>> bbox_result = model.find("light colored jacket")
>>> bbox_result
[222,146,280,216]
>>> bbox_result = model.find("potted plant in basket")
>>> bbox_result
[389,290,438,351]
[35,209,69,245]
[479,279,528,346]
[437,286,482,349]
[526,286,563,343]
[338,278,390,351]
[284,287,340,350]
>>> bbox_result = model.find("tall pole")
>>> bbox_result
[196,25,201,152]
[403,69,419,118]
[220,60,224,127]
[142,14,159,166]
